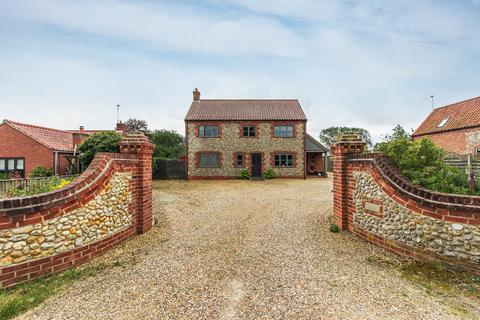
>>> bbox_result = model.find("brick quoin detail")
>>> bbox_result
[333,134,480,273]
[0,133,154,288]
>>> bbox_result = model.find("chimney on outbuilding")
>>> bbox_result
[116,121,127,136]
[73,126,88,147]
[193,88,201,101]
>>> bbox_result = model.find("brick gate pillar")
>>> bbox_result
[120,133,155,234]
[332,134,366,230]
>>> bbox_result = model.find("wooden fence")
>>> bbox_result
[153,159,186,179]
[444,153,480,173]
[0,175,79,196]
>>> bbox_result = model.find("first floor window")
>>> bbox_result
[274,125,293,137]
[199,153,219,168]
[199,125,219,138]
[236,154,244,167]
[274,154,293,167]
[476,147,480,155]
[0,158,25,177]
[243,126,256,137]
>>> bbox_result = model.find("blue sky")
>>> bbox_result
[1,0,480,142]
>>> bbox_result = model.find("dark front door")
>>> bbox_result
[251,153,262,177]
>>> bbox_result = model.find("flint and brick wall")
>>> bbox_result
[0,134,154,287]
[186,121,306,179]
[333,139,480,273]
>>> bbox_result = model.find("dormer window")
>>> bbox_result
[437,117,450,128]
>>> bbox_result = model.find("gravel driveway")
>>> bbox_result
[18,178,465,319]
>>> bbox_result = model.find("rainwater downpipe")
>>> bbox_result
[54,151,59,176]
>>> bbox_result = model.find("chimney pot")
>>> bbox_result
[193,88,201,101]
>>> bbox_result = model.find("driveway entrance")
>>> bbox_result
[19,179,464,319]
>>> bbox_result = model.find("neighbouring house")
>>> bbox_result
[184,89,327,179]
[413,96,480,155]
[0,120,126,177]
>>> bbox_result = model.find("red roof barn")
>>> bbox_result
[413,96,480,155]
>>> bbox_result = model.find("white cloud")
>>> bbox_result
[0,0,479,144]
[2,0,306,57]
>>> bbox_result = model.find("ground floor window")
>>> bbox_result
[274,154,293,167]
[236,154,244,167]
[199,153,219,168]
[0,158,25,178]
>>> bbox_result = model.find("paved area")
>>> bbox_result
[19,178,465,319]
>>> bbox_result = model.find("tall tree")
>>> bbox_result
[125,118,149,134]
[150,129,185,159]
[319,127,373,149]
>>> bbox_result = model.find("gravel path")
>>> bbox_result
[18,178,462,319]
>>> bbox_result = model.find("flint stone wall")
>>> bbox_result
[353,171,480,264]
[0,133,154,288]
[333,140,480,273]
[0,172,132,267]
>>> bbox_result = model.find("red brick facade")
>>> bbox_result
[0,123,70,177]
[413,127,480,155]
[0,134,154,287]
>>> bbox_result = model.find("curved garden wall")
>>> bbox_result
[0,134,154,287]
[333,136,480,273]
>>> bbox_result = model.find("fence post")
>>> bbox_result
[332,134,366,230]
[119,133,155,234]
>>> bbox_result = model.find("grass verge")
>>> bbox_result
[0,261,121,320]
[399,261,480,319]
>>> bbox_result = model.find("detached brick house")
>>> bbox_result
[184,89,327,179]
[0,120,126,177]
[413,96,480,155]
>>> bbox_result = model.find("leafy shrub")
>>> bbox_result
[0,172,10,180]
[376,128,474,195]
[29,166,53,178]
[77,132,122,169]
[329,224,340,233]
[6,176,75,197]
[264,168,275,179]
[238,169,250,180]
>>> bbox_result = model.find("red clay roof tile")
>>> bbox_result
[184,99,307,121]
[4,120,75,152]
[413,96,480,137]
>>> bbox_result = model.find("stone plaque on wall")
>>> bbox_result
[362,198,384,218]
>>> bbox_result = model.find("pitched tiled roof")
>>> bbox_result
[185,99,307,121]
[3,120,76,152]
[306,134,329,153]
[413,96,480,137]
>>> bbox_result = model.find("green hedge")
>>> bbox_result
[376,137,476,195]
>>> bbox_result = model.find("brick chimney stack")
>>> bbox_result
[193,88,201,101]
[116,122,127,136]
[79,126,84,134]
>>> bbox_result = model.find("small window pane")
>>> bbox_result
[274,126,293,137]
[200,154,218,167]
[7,159,15,170]
[0,160,5,171]
[437,117,449,128]
[243,126,256,137]
[16,159,24,170]
[236,154,244,167]
[274,154,293,167]
[199,126,218,137]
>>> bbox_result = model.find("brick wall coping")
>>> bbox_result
[0,153,138,215]
[347,152,480,212]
